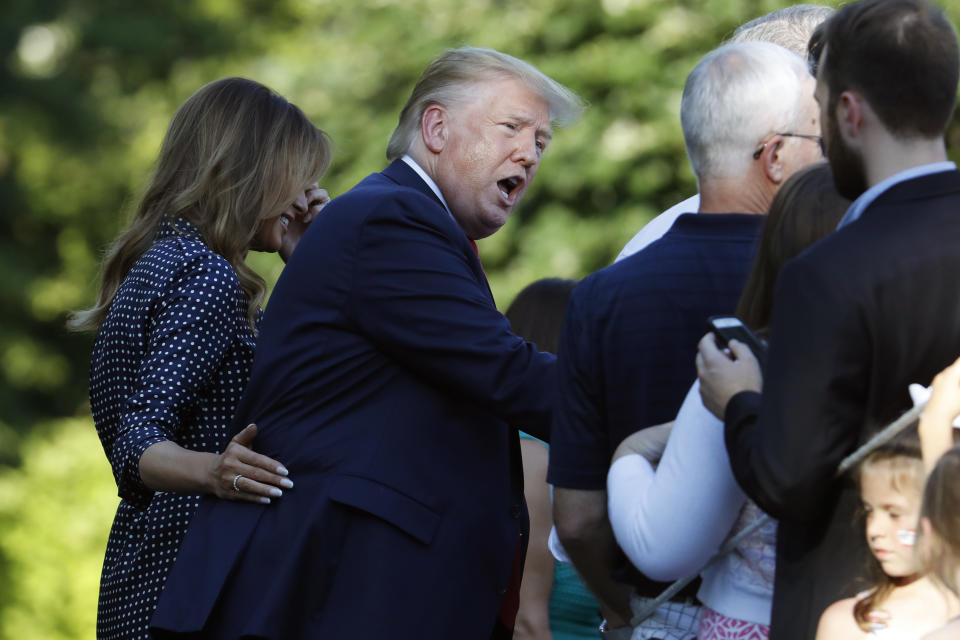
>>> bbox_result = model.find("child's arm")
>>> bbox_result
[920,355,960,474]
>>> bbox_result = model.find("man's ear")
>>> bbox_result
[760,134,786,185]
[421,104,448,154]
[837,91,864,141]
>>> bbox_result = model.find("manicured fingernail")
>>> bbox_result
[280,479,294,489]
[269,488,283,498]
[277,466,289,476]
[260,497,271,504]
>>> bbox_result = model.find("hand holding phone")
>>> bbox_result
[707,315,767,370]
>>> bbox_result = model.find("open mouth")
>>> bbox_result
[497,176,523,202]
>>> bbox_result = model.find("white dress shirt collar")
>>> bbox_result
[401,154,452,216]
[837,161,957,229]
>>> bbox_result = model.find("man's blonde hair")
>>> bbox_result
[386,46,583,161]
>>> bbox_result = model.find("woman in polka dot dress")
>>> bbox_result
[68,77,332,640]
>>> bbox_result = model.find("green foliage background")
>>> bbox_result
[1,0,959,636]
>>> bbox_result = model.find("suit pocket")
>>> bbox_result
[327,473,441,545]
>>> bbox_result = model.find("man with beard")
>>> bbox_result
[696,2,960,640]
[549,41,821,640]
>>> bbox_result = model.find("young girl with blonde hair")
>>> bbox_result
[815,428,960,639]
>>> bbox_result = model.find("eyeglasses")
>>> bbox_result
[753,132,824,159]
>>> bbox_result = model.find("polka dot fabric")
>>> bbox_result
[89,218,258,640]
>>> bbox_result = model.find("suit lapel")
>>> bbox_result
[381,159,494,302]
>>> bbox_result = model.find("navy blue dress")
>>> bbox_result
[90,218,258,640]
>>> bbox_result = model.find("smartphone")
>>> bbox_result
[707,315,767,369]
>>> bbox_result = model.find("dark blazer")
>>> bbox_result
[724,170,960,640]
[150,159,555,639]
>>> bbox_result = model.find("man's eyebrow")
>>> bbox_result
[504,112,553,142]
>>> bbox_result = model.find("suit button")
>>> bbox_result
[510,504,521,519]
[498,587,507,596]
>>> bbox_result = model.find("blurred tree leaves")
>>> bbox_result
[0,418,115,638]
[2,0,960,636]
[5,0,959,438]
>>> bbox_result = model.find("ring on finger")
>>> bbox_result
[232,474,244,493]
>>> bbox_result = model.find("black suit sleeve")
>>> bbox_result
[724,256,869,522]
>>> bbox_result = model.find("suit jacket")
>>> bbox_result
[724,170,960,640]
[151,159,555,639]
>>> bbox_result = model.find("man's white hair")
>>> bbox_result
[386,47,584,161]
[681,41,812,182]
[730,4,834,56]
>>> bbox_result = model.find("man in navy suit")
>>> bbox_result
[151,47,582,640]
[697,2,960,639]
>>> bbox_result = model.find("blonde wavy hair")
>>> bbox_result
[68,77,331,332]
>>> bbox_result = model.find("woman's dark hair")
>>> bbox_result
[736,162,851,330]
[504,278,578,354]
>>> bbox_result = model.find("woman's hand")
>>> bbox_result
[304,183,331,221]
[209,424,294,503]
[279,183,331,262]
[139,426,292,502]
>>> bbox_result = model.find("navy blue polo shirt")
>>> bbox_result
[548,213,764,490]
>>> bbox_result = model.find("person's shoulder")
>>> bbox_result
[570,264,620,309]
[616,199,697,261]
[569,240,678,314]
[143,233,239,298]
[171,235,236,280]
[132,228,224,275]
[600,227,705,285]
[602,237,672,278]
[347,168,444,210]
[777,217,853,282]
[814,597,866,640]
[336,171,453,232]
